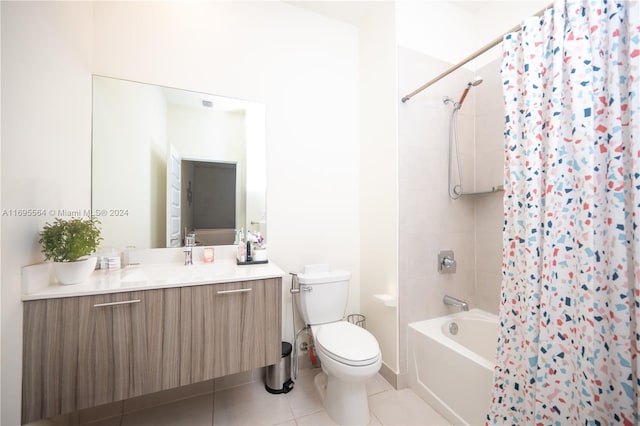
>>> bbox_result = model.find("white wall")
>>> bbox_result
[1,4,93,424]
[1,2,359,424]
[397,0,549,71]
[397,1,477,65]
[357,2,399,375]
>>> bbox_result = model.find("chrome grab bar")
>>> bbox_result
[93,299,141,308]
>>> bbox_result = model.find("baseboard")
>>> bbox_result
[379,362,400,389]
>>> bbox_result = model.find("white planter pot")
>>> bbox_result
[53,257,97,285]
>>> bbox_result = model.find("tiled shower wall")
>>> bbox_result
[474,57,506,314]
[398,46,504,377]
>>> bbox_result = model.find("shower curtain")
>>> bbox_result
[488,0,639,424]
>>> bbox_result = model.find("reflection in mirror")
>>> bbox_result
[92,75,266,249]
[179,160,237,247]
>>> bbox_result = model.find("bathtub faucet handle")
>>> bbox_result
[438,250,457,273]
[442,256,455,267]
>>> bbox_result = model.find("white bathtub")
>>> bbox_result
[408,309,498,425]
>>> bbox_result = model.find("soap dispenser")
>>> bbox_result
[246,230,257,262]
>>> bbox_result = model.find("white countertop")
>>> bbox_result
[22,259,285,301]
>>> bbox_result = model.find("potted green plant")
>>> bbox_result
[39,217,103,285]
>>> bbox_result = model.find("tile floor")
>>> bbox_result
[33,367,452,426]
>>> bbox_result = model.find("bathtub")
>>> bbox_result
[408,309,498,425]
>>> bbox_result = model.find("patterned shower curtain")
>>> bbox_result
[488,0,639,424]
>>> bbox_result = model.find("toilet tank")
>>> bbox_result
[297,264,351,325]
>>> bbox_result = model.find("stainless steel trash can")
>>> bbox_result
[265,342,294,394]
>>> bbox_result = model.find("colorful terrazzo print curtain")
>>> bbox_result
[488,0,640,424]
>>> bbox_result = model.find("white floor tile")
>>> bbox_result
[30,368,453,426]
[368,388,452,426]
[273,421,297,426]
[213,380,294,425]
[295,410,338,426]
[368,412,383,425]
[121,393,213,426]
[285,367,325,418]
[366,373,394,396]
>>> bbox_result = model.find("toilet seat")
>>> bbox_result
[314,322,380,367]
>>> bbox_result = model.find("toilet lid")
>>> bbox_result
[315,322,380,366]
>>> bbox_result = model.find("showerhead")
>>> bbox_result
[457,76,483,110]
[468,76,483,87]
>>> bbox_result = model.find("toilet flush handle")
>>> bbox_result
[288,271,312,294]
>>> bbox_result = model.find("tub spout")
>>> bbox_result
[443,295,468,311]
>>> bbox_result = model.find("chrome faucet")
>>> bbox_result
[184,233,196,265]
[443,295,469,311]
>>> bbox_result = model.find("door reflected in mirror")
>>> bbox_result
[92,75,266,249]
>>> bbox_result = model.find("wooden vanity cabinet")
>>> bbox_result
[22,278,281,424]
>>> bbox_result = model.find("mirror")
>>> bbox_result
[92,75,266,249]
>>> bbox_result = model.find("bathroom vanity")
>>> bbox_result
[20,258,283,424]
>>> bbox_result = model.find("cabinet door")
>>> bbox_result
[145,287,182,392]
[179,284,217,384]
[23,288,182,423]
[22,297,79,423]
[76,291,149,409]
[178,278,282,383]
[213,278,281,377]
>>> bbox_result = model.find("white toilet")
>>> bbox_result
[297,264,382,425]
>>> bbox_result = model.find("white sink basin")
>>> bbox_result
[120,262,235,285]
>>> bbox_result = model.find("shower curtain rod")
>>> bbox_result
[401,3,553,103]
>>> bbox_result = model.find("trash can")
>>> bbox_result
[265,342,294,394]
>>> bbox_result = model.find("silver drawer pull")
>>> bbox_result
[217,288,252,295]
[93,299,141,308]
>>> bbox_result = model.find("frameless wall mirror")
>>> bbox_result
[92,75,266,249]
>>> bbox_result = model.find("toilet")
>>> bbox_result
[297,264,382,425]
